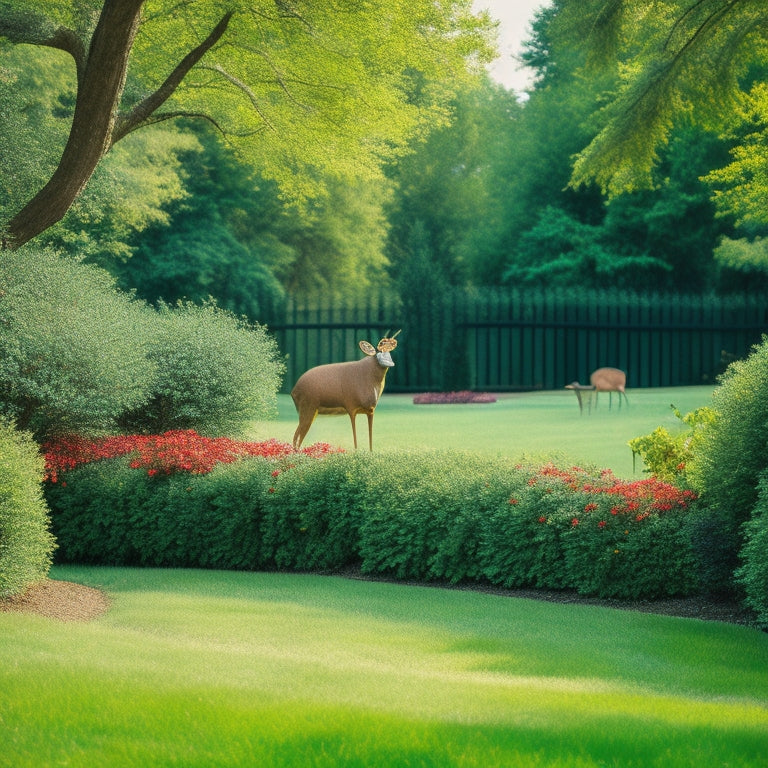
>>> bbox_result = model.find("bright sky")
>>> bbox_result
[472,0,552,93]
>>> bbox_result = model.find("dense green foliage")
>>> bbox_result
[46,451,700,601]
[738,471,768,628]
[0,421,55,596]
[0,248,285,439]
[0,1,494,248]
[689,335,768,597]
[117,301,284,436]
[5,2,768,305]
[0,247,156,439]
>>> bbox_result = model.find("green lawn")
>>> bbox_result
[2,566,767,767]
[250,386,715,477]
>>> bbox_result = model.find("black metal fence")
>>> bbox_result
[270,289,768,393]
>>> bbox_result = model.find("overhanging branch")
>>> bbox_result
[111,11,233,144]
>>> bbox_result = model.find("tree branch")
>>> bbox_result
[5,0,145,249]
[0,2,86,81]
[111,11,233,144]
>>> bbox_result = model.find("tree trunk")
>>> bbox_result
[4,0,144,250]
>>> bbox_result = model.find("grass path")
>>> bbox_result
[2,566,767,767]
[250,386,716,477]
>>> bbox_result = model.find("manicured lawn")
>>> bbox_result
[250,386,715,477]
[1,567,766,767]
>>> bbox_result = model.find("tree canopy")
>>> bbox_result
[558,0,768,200]
[0,0,495,248]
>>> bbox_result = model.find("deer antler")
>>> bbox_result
[377,329,401,353]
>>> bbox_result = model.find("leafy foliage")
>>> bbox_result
[737,468,768,628]
[689,335,768,595]
[0,247,156,439]
[0,420,55,597]
[629,405,715,483]
[561,0,768,198]
[0,43,197,253]
[0,0,496,246]
[117,300,284,437]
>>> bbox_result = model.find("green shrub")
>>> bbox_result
[260,452,370,571]
[0,247,156,439]
[0,421,56,597]
[628,405,715,482]
[48,456,275,569]
[357,453,515,584]
[118,300,284,437]
[688,335,768,595]
[736,469,768,628]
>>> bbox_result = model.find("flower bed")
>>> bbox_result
[412,391,497,404]
[42,430,341,482]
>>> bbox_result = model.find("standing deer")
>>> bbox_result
[291,332,400,451]
[566,367,628,413]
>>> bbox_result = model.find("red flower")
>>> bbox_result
[571,518,579,527]
[598,520,606,529]
[538,516,547,523]
[509,498,519,505]
[584,502,598,512]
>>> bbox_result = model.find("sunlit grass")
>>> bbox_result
[2,567,767,767]
[251,386,715,477]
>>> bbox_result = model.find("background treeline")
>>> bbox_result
[3,3,767,330]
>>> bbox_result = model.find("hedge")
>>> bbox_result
[45,448,701,601]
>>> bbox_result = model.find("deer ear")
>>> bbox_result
[359,340,377,356]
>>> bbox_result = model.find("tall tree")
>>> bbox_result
[0,0,495,249]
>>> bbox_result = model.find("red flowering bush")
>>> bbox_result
[42,430,342,483]
[478,462,699,598]
[412,391,497,404]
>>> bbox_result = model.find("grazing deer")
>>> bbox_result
[291,332,400,451]
[566,367,628,413]
[565,381,596,415]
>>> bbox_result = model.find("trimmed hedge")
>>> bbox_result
[0,421,56,597]
[45,451,700,601]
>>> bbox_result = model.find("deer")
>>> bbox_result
[290,332,400,451]
[566,367,628,413]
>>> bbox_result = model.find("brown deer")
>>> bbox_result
[566,367,628,413]
[290,332,400,451]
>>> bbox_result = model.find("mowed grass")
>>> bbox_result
[250,386,716,477]
[2,567,768,767]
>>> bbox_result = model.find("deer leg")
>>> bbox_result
[367,412,374,451]
[293,409,317,450]
[348,412,358,450]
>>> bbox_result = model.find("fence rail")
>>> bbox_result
[269,289,768,393]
